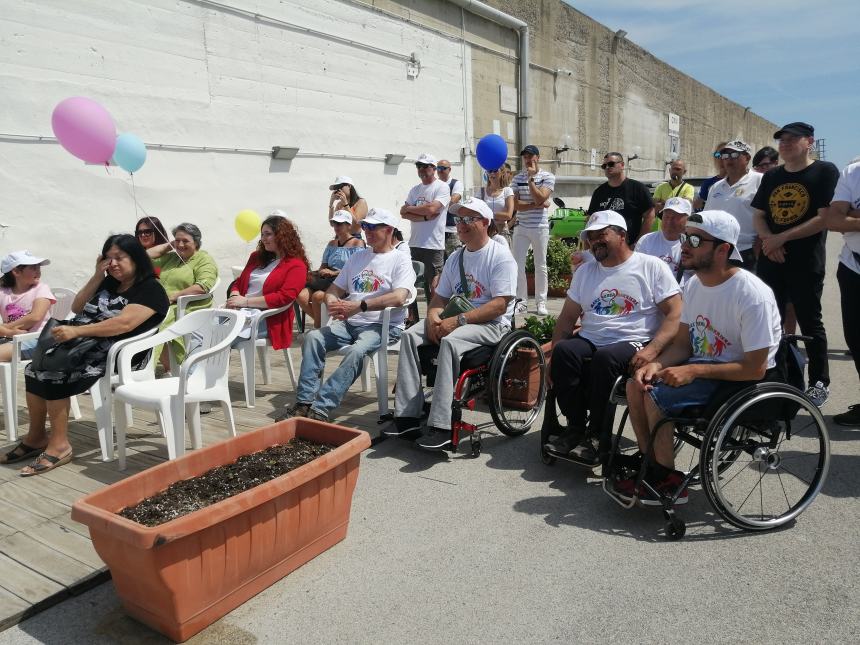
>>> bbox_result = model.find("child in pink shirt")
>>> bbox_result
[0,251,56,361]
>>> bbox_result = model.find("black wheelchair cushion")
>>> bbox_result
[461,345,494,371]
[417,343,494,387]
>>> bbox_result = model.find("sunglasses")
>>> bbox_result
[436,165,451,171]
[453,215,482,225]
[136,229,155,237]
[360,222,388,232]
[600,161,619,169]
[718,151,743,159]
[415,163,434,169]
[680,233,723,248]
[332,184,347,191]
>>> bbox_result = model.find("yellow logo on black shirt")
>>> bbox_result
[768,182,810,226]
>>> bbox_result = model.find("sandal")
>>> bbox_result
[0,441,45,465]
[19,450,73,477]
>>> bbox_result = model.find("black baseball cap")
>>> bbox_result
[520,144,540,156]
[773,122,814,139]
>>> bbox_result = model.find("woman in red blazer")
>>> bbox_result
[226,213,309,350]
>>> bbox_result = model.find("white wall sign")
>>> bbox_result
[590,148,597,169]
[507,121,515,141]
[492,119,501,135]
[669,135,680,158]
[500,84,518,113]
[668,112,680,136]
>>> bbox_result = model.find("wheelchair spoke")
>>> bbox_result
[734,463,768,514]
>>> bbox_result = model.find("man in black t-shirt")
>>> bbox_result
[752,121,839,407]
[587,152,655,244]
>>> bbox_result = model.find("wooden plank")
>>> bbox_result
[0,530,95,587]
[9,475,84,508]
[51,512,92,540]
[0,586,30,620]
[0,481,70,520]
[0,553,64,604]
[0,500,45,532]
[25,520,105,570]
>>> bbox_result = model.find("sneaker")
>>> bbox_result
[567,436,600,467]
[834,404,860,428]
[383,416,423,438]
[614,471,688,506]
[307,408,329,422]
[536,305,549,316]
[416,427,452,450]
[514,302,528,315]
[276,402,311,421]
[544,432,579,456]
[804,381,830,408]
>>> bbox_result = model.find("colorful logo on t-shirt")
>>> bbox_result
[351,270,384,294]
[659,253,678,270]
[768,182,810,226]
[4,303,27,322]
[455,273,485,299]
[589,288,637,316]
[690,314,731,358]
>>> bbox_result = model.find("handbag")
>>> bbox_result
[30,318,100,373]
[440,248,476,319]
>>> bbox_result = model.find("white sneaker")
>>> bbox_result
[804,381,830,408]
[514,302,528,314]
[536,305,549,316]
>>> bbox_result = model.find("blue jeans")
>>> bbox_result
[297,320,401,416]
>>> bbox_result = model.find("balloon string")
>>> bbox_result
[125,177,189,267]
[130,172,140,221]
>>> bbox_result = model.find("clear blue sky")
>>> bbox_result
[566,0,860,169]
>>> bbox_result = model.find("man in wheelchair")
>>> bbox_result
[386,197,517,449]
[619,210,782,504]
[544,210,682,465]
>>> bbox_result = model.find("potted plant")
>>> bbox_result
[501,315,557,409]
[71,418,370,642]
[525,237,574,296]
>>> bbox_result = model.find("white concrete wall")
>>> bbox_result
[0,0,468,288]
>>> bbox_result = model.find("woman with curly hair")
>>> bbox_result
[226,211,309,351]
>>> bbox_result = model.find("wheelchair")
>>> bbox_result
[543,336,830,540]
[417,327,548,456]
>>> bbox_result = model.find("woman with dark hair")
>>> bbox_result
[226,212,308,351]
[134,216,170,250]
[753,146,779,173]
[2,234,169,475]
[328,175,368,237]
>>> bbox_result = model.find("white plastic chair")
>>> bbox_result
[175,278,221,319]
[233,305,299,408]
[0,286,80,440]
[112,309,245,469]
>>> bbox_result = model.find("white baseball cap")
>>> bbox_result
[1,250,50,275]
[662,196,692,217]
[579,210,627,240]
[722,140,752,155]
[363,208,399,228]
[330,209,353,225]
[415,153,437,166]
[329,176,355,190]
[449,197,493,222]
[687,211,743,261]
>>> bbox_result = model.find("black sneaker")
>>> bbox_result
[567,437,600,467]
[276,402,311,421]
[834,404,860,428]
[416,427,452,450]
[383,416,423,438]
[614,471,688,506]
[544,432,578,456]
[308,408,329,422]
[804,381,830,408]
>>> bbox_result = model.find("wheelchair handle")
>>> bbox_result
[783,334,813,343]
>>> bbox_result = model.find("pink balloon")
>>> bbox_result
[51,97,117,164]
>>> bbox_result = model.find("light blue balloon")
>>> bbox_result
[113,133,147,173]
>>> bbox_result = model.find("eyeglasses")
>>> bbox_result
[360,222,388,232]
[136,229,155,237]
[415,163,434,169]
[718,151,743,159]
[453,215,482,225]
[436,166,450,171]
[600,161,618,169]
[680,233,722,248]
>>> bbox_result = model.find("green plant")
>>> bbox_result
[526,237,574,290]
[521,314,556,342]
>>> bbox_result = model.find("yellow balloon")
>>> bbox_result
[235,209,261,242]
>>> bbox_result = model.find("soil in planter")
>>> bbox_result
[118,439,334,527]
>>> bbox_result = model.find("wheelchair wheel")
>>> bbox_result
[699,384,830,531]
[488,330,547,436]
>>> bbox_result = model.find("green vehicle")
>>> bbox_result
[549,198,587,245]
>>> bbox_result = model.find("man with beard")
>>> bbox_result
[653,159,695,214]
[618,211,782,505]
[544,211,681,466]
[588,152,655,244]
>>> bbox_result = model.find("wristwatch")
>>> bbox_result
[360,300,368,312]
[456,313,468,327]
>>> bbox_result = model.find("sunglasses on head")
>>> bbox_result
[600,161,619,169]
[415,162,434,169]
[360,222,387,232]
[136,229,155,237]
[718,150,743,159]
[680,233,723,248]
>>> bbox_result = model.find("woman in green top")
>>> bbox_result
[147,222,218,371]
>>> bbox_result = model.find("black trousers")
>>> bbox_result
[838,262,860,381]
[757,256,829,386]
[740,247,758,272]
[550,337,642,454]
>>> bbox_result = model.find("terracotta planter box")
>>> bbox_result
[501,341,552,410]
[526,273,572,297]
[71,419,370,642]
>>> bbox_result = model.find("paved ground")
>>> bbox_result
[1,237,858,643]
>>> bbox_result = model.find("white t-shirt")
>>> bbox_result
[704,171,763,251]
[635,231,691,286]
[405,179,451,250]
[246,258,280,297]
[333,248,417,328]
[833,161,860,275]
[482,186,514,216]
[437,239,518,325]
[681,270,782,368]
[566,252,680,347]
[444,178,465,234]
[491,234,509,249]
[395,240,411,257]
[512,170,555,228]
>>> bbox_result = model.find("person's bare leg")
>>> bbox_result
[643,395,674,470]
[0,343,14,362]
[311,291,326,329]
[21,397,72,473]
[20,392,50,448]
[297,288,312,317]
[625,380,650,449]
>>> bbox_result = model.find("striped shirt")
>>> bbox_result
[512,170,555,228]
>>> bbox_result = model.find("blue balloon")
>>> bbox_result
[113,133,147,173]
[475,134,508,171]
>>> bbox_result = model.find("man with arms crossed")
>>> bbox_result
[588,152,655,245]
